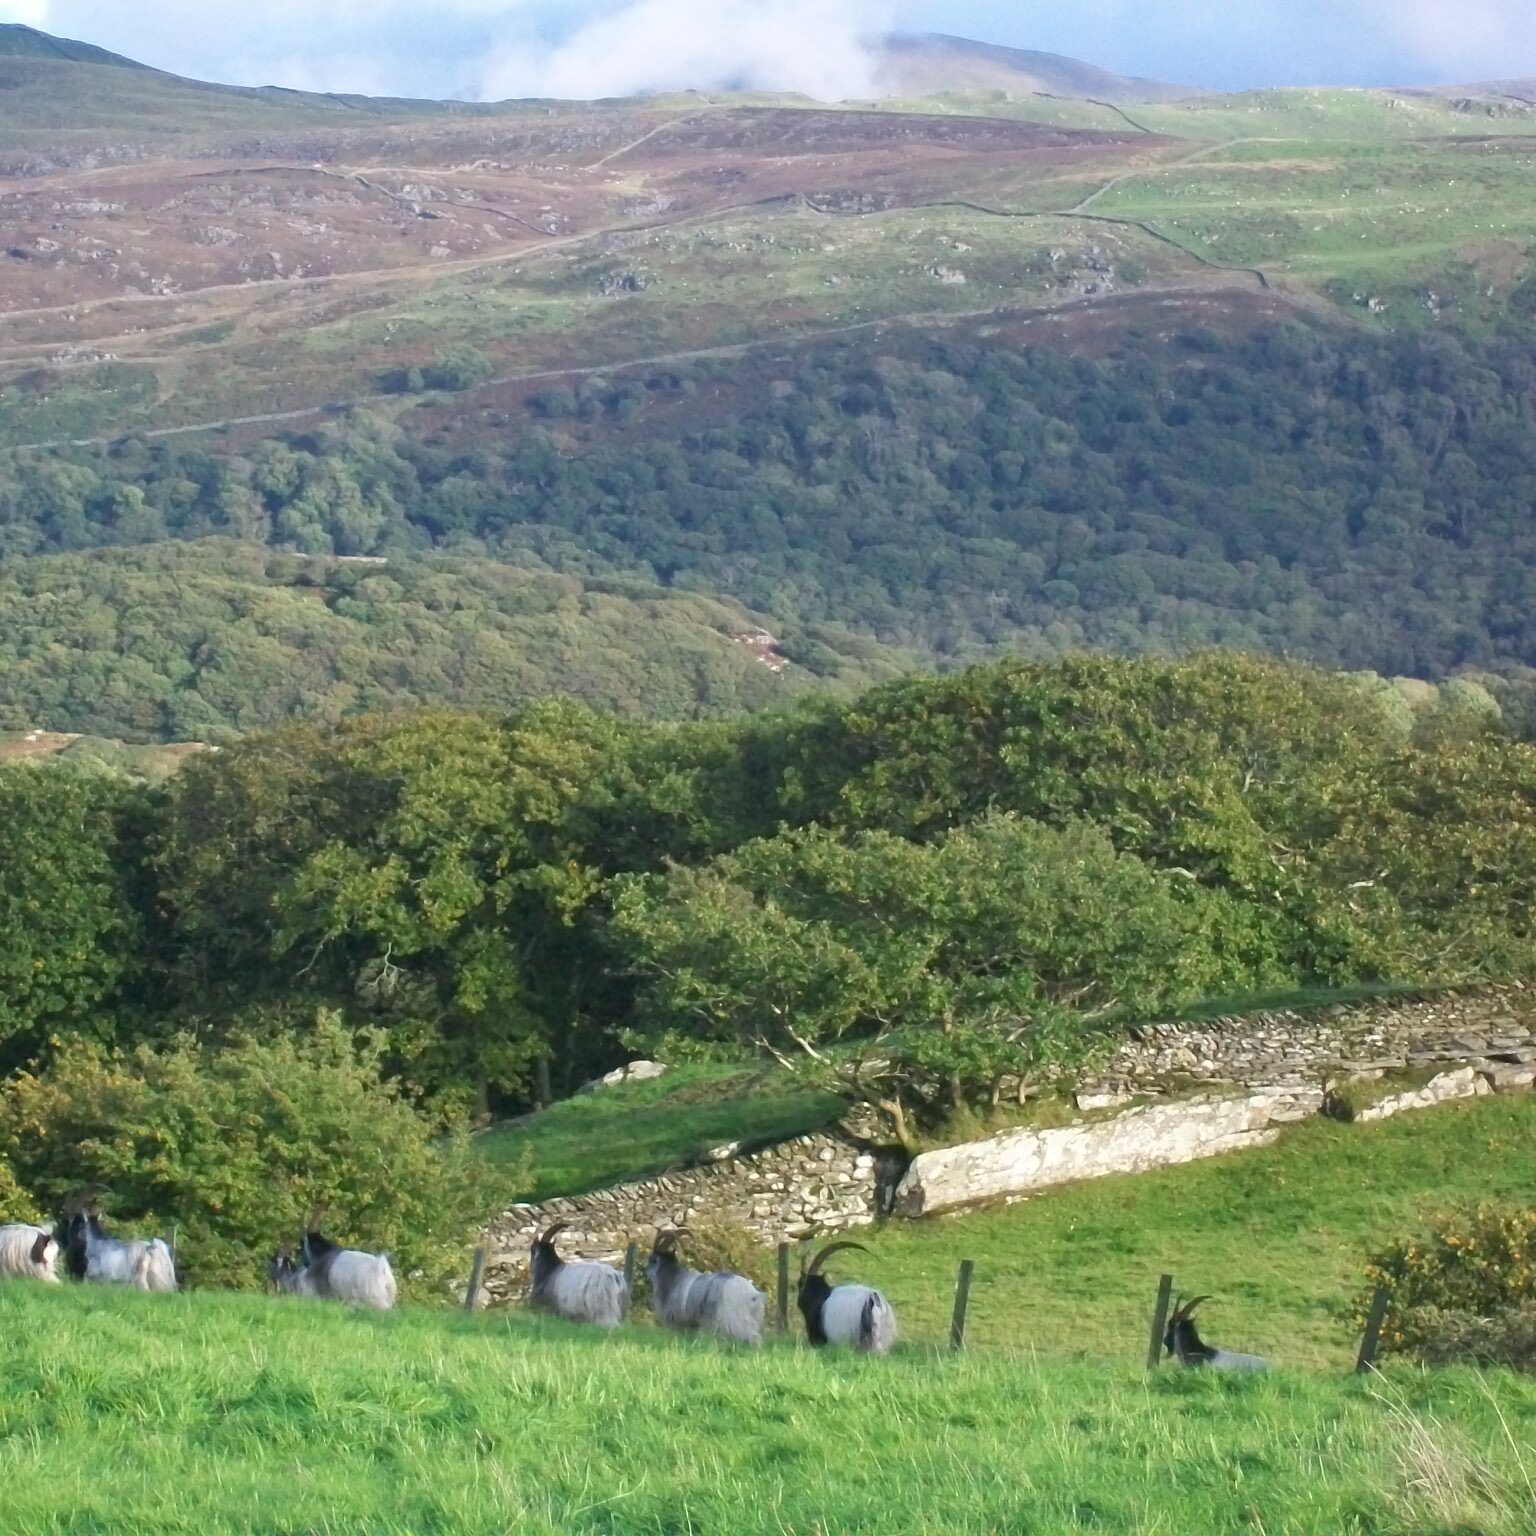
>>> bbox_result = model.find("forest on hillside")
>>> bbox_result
[2,321,1536,743]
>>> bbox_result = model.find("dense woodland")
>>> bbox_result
[4,322,1536,746]
[3,654,1533,1117]
[0,542,895,739]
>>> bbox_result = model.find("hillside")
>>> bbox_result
[0,22,146,68]
[872,32,1190,102]
[0,25,1535,736]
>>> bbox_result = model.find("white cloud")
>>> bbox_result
[480,0,893,101]
[0,0,52,25]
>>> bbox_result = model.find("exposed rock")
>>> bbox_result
[893,1093,1310,1218]
[1356,1067,1490,1122]
[581,1059,668,1093]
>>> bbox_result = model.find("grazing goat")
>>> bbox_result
[58,1205,176,1292]
[271,1223,396,1310]
[796,1240,897,1355]
[528,1221,629,1327]
[0,1223,60,1283]
[646,1229,765,1347]
[1164,1295,1267,1371]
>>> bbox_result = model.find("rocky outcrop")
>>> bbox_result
[892,1088,1319,1218]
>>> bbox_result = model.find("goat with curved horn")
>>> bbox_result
[647,1228,765,1346]
[1164,1295,1266,1371]
[54,1200,176,1292]
[797,1239,897,1354]
[527,1221,628,1328]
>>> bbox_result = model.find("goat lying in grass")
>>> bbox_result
[0,1223,60,1284]
[528,1221,629,1327]
[57,1205,176,1292]
[647,1229,766,1347]
[268,1225,396,1310]
[1164,1295,1267,1371]
[796,1240,897,1354]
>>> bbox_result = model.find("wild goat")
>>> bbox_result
[0,1223,60,1283]
[267,1222,396,1310]
[528,1221,629,1327]
[57,1204,176,1292]
[1164,1295,1267,1371]
[646,1228,766,1347]
[796,1240,897,1355]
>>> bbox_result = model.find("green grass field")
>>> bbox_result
[1,1282,1534,1535]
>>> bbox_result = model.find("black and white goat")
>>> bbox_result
[1164,1295,1267,1371]
[796,1240,897,1355]
[0,1223,60,1284]
[646,1229,766,1347]
[57,1204,176,1292]
[268,1222,396,1310]
[528,1221,629,1327]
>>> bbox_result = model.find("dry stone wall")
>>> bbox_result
[480,987,1536,1304]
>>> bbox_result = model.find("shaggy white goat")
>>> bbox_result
[646,1229,765,1347]
[0,1223,60,1283]
[528,1221,629,1327]
[796,1240,897,1354]
[60,1208,176,1292]
[267,1227,396,1310]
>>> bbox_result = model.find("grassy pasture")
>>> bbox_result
[1,1282,1534,1535]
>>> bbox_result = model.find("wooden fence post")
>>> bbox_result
[950,1259,975,1351]
[463,1246,487,1311]
[623,1240,639,1300]
[1355,1287,1392,1375]
[777,1242,791,1336]
[1146,1273,1174,1369]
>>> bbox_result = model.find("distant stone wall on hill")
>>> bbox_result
[479,985,1536,1306]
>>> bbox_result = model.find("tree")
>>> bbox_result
[610,814,1268,1147]
[0,767,149,1075]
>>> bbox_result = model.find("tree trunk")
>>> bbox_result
[948,1073,965,1110]
[873,1094,918,1155]
[473,1075,491,1125]
[1016,1075,1032,1108]
[988,1073,1005,1109]
[533,1055,552,1109]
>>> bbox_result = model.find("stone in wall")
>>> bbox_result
[891,1088,1322,1218]
[1355,1066,1492,1122]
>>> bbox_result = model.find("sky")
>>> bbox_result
[2,0,1534,100]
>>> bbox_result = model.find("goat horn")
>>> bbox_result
[537,1221,568,1246]
[1172,1294,1211,1323]
[806,1240,869,1277]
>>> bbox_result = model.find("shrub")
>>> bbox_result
[1414,1301,1536,1372]
[0,1013,502,1292]
[0,1154,40,1225]
[1362,1205,1536,1356]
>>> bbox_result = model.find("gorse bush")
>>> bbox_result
[1414,1302,1536,1373]
[0,1015,502,1291]
[1363,1205,1536,1357]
